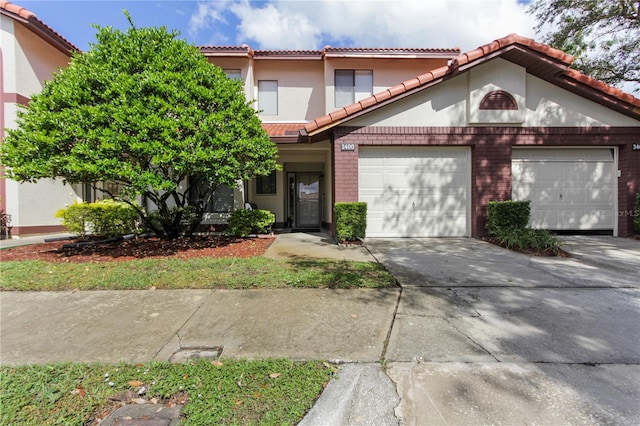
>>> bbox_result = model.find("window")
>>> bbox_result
[224,69,242,80]
[189,178,235,213]
[258,80,278,115]
[256,171,277,194]
[335,70,373,107]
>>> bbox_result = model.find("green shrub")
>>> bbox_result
[487,200,530,235]
[635,193,640,234]
[492,227,562,255]
[227,209,275,237]
[335,202,367,243]
[56,200,138,239]
[55,202,93,238]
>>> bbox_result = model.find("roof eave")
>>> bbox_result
[1,7,79,55]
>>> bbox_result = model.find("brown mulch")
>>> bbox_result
[0,235,275,263]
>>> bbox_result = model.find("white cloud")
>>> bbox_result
[189,0,537,51]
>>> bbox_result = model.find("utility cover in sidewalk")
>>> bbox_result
[169,346,223,363]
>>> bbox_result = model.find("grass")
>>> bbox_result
[0,359,335,425]
[0,257,396,291]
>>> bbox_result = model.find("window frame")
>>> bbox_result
[258,80,278,115]
[335,69,373,108]
[256,171,277,195]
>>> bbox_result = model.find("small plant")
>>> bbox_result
[492,227,562,256]
[56,200,138,239]
[335,202,367,243]
[486,200,562,256]
[227,209,275,237]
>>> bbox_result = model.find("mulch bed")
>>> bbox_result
[0,235,275,263]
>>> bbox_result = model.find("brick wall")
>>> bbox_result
[332,126,640,237]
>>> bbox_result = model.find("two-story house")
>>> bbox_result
[200,45,460,231]
[2,1,639,239]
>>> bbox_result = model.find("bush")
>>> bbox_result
[487,200,530,235]
[335,202,367,243]
[635,193,640,234]
[227,209,275,237]
[56,200,138,239]
[492,227,562,256]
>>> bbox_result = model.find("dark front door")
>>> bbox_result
[295,173,322,228]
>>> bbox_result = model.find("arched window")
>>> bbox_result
[479,90,517,110]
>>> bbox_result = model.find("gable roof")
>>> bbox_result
[303,34,640,139]
[1,1,79,55]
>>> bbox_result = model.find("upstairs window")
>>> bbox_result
[224,69,242,80]
[258,80,278,115]
[335,70,373,107]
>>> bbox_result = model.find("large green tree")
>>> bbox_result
[1,17,279,238]
[528,0,639,91]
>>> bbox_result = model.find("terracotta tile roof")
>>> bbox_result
[254,50,323,60]
[0,1,79,54]
[304,34,640,136]
[323,46,461,58]
[199,45,253,57]
[262,123,306,139]
[200,45,460,60]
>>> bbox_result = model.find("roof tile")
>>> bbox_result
[261,123,306,137]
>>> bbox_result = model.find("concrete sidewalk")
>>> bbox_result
[1,232,639,425]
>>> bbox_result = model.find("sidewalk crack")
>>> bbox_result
[153,290,215,360]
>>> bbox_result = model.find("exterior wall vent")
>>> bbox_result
[479,90,518,110]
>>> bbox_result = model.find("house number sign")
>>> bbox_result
[341,143,356,151]
[633,143,640,151]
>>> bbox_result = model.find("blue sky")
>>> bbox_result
[19,0,537,52]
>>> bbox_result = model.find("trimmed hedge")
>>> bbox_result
[486,200,530,235]
[227,209,275,237]
[335,202,367,243]
[55,199,138,239]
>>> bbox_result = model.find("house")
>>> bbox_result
[0,1,80,237]
[206,36,639,238]
[201,45,460,231]
[2,1,639,239]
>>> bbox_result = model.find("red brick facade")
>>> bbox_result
[332,126,640,237]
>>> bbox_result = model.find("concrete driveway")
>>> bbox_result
[366,236,640,425]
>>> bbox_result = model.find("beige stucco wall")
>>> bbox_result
[1,17,79,234]
[207,56,254,103]
[348,59,640,128]
[252,60,325,121]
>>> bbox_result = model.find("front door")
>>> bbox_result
[289,173,321,228]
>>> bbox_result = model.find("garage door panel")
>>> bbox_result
[512,149,614,231]
[358,147,470,237]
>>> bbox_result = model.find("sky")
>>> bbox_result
[17,0,538,53]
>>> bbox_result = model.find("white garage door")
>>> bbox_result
[358,147,470,237]
[512,148,615,230]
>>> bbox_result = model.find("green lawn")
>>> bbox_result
[0,359,335,425]
[0,254,393,424]
[0,257,396,291]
